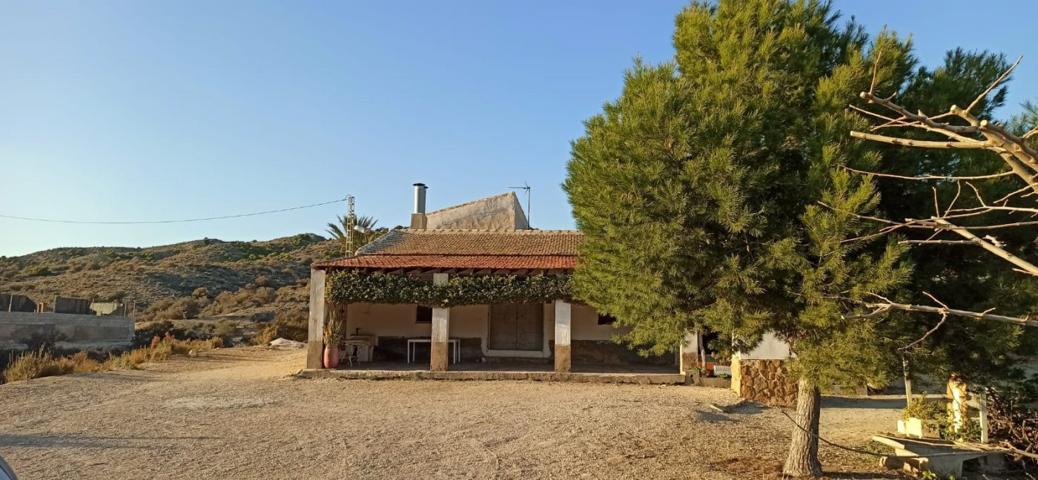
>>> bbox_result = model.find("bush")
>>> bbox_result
[254,309,308,345]
[22,265,52,277]
[3,334,222,383]
[214,320,238,338]
[3,349,66,382]
[136,297,208,322]
[2,349,102,383]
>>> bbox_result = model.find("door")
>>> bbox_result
[488,303,543,351]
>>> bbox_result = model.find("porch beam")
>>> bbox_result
[306,268,327,369]
[430,273,451,372]
[554,300,571,373]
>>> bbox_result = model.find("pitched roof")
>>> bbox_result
[360,229,581,255]
[314,229,583,271]
[314,254,577,270]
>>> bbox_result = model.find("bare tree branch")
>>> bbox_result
[963,55,1021,115]
[849,131,985,150]
[929,218,1038,275]
[858,299,1038,328]
[842,166,1016,182]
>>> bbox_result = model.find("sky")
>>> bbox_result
[1,1,1036,257]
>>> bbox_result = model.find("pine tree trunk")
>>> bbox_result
[783,377,823,477]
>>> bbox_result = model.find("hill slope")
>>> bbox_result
[0,234,342,314]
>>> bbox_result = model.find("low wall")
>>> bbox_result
[571,340,671,366]
[732,357,797,406]
[0,312,133,351]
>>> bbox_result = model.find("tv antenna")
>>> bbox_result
[508,182,531,226]
[344,195,356,255]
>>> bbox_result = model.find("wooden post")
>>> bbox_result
[902,355,913,407]
[977,391,989,444]
[429,273,450,372]
[306,268,327,369]
[554,300,571,373]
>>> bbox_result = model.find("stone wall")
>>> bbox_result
[733,358,797,406]
[0,312,133,351]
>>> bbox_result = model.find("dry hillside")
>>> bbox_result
[0,234,342,320]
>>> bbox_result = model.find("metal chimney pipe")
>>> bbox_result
[410,183,428,229]
[412,183,427,214]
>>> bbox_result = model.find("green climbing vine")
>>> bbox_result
[326,270,572,308]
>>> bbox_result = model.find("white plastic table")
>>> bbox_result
[406,338,460,364]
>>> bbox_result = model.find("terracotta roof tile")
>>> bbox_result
[314,254,577,270]
[356,229,583,256]
[314,229,584,271]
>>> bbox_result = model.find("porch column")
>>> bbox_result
[429,273,450,372]
[554,300,571,373]
[679,332,700,375]
[306,268,327,369]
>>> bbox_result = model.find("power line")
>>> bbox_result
[0,197,346,225]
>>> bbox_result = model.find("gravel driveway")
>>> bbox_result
[0,348,902,479]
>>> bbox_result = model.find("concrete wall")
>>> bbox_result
[343,302,618,360]
[0,312,133,351]
[425,192,530,230]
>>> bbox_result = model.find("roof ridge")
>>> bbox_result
[424,191,517,216]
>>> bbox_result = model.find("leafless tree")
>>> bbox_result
[843,55,1038,329]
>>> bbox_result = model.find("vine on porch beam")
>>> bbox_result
[326,270,573,308]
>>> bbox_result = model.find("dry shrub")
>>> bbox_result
[169,337,222,355]
[3,349,66,382]
[254,308,308,345]
[2,349,102,383]
[203,286,277,315]
[3,333,223,383]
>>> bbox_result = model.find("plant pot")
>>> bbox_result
[897,417,939,439]
[323,344,340,369]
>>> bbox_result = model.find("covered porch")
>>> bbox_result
[305,268,668,375]
[303,228,714,381]
[304,275,696,378]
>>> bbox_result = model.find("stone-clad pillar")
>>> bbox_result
[429,273,450,372]
[306,268,327,369]
[679,332,700,374]
[554,300,571,373]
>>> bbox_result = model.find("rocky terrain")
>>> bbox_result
[0,234,342,321]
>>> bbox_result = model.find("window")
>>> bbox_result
[415,305,432,324]
[597,313,616,325]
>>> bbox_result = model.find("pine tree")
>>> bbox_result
[565,1,915,475]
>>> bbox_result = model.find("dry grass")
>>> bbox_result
[1,349,103,382]
[1,334,222,383]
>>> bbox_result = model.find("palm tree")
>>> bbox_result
[326,215,379,255]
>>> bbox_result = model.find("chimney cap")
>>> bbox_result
[413,182,427,188]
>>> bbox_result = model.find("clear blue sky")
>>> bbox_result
[2,1,1036,257]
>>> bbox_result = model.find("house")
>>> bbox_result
[305,183,687,374]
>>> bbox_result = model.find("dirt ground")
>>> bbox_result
[0,348,904,479]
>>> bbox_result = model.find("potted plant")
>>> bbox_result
[898,397,945,439]
[322,313,347,369]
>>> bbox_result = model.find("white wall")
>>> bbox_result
[739,332,792,360]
